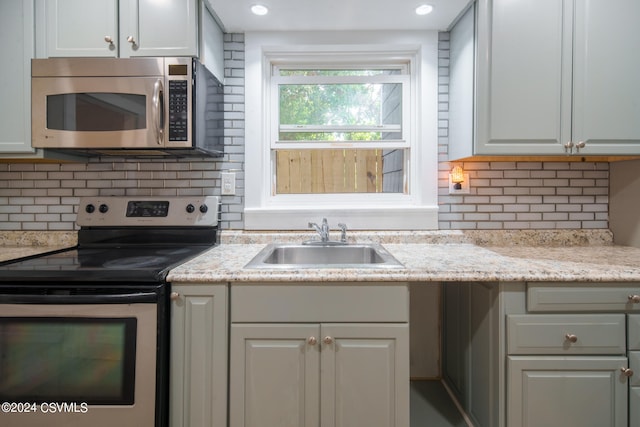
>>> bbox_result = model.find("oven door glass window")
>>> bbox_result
[0,318,137,404]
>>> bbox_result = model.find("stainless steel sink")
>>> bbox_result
[244,243,404,269]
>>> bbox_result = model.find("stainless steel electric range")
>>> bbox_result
[0,196,220,427]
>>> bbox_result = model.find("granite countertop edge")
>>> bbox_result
[167,229,640,284]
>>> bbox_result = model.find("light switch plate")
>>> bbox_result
[221,172,236,195]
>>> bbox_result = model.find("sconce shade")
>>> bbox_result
[451,166,465,183]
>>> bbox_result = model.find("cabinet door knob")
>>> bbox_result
[127,36,137,46]
[170,291,181,301]
[323,336,334,345]
[563,141,574,153]
[575,140,586,152]
[307,336,317,345]
[565,333,578,343]
[104,36,114,45]
[621,367,634,377]
[628,294,640,304]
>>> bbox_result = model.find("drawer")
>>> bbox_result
[630,315,640,350]
[507,314,626,355]
[231,283,409,322]
[631,352,640,387]
[527,283,640,312]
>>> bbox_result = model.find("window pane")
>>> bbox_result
[279,83,402,134]
[275,149,405,194]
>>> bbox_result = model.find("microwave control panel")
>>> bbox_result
[168,79,189,141]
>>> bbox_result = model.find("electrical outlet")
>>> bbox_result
[221,172,236,195]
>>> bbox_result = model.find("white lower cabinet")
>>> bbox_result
[229,283,410,427]
[170,284,227,427]
[506,284,640,427]
[508,356,628,427]
[443,282,640,427]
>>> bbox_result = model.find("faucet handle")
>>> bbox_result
[338,223,347,243]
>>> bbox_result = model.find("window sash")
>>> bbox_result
[272,73,410,148]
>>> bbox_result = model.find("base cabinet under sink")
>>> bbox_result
[229,283,410,427]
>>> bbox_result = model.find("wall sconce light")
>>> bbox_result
[449,166,470,194]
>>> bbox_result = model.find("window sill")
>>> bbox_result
[244,206,439,230]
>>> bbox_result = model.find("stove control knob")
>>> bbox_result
[199,204,208,213]
[85,204,95,214]
[186,204,195,213]
[99,204,109,213]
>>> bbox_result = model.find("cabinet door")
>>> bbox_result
[475,0,571,155]
[119,0,198,57]
[631,387,640,427]
[571,0,640,154]
[45,0,118,57]
[170,285,227,427]
[320,324,409,427]
[0,0,34,153]
[230,324,320,427]
[508,356,628,427]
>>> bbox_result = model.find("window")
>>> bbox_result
[274,67,408,194]
[245,32,439,230]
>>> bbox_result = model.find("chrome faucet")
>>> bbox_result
[308,218,330,242]
[306,218,349,245]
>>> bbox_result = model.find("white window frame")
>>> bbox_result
[245,31,439,230]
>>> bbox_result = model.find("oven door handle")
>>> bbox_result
[0,292,159,304]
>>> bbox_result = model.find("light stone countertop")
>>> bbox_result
[3,229,639,283]
[0,231,77,263]
[167,230,640,284]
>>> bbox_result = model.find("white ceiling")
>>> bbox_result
[206,0,473,32]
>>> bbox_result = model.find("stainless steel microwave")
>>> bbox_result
[31,57,224,157]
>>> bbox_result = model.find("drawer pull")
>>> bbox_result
[621,367,634,377]
[323,336,334,345]
[307,336,317,346]
[564,333,578,343]
[629,295,640,304]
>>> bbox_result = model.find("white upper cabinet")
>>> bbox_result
[40,0,198,58]
[450,0,640,158]
[119,0,198,57]
[571,0,640,154]
[44,0,118,57]
[0,0,35,153]
[0,0,78,158]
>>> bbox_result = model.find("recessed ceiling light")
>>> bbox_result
[415,4,434,15]
[251,4,269,16]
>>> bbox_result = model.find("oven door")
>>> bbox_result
[31,75,165,149]
[0,294,159,427]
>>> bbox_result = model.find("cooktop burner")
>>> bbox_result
[0,196,220,284]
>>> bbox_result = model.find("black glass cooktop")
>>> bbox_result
[0,245,210,282]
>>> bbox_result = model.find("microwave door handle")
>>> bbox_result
[153,79,164,145]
